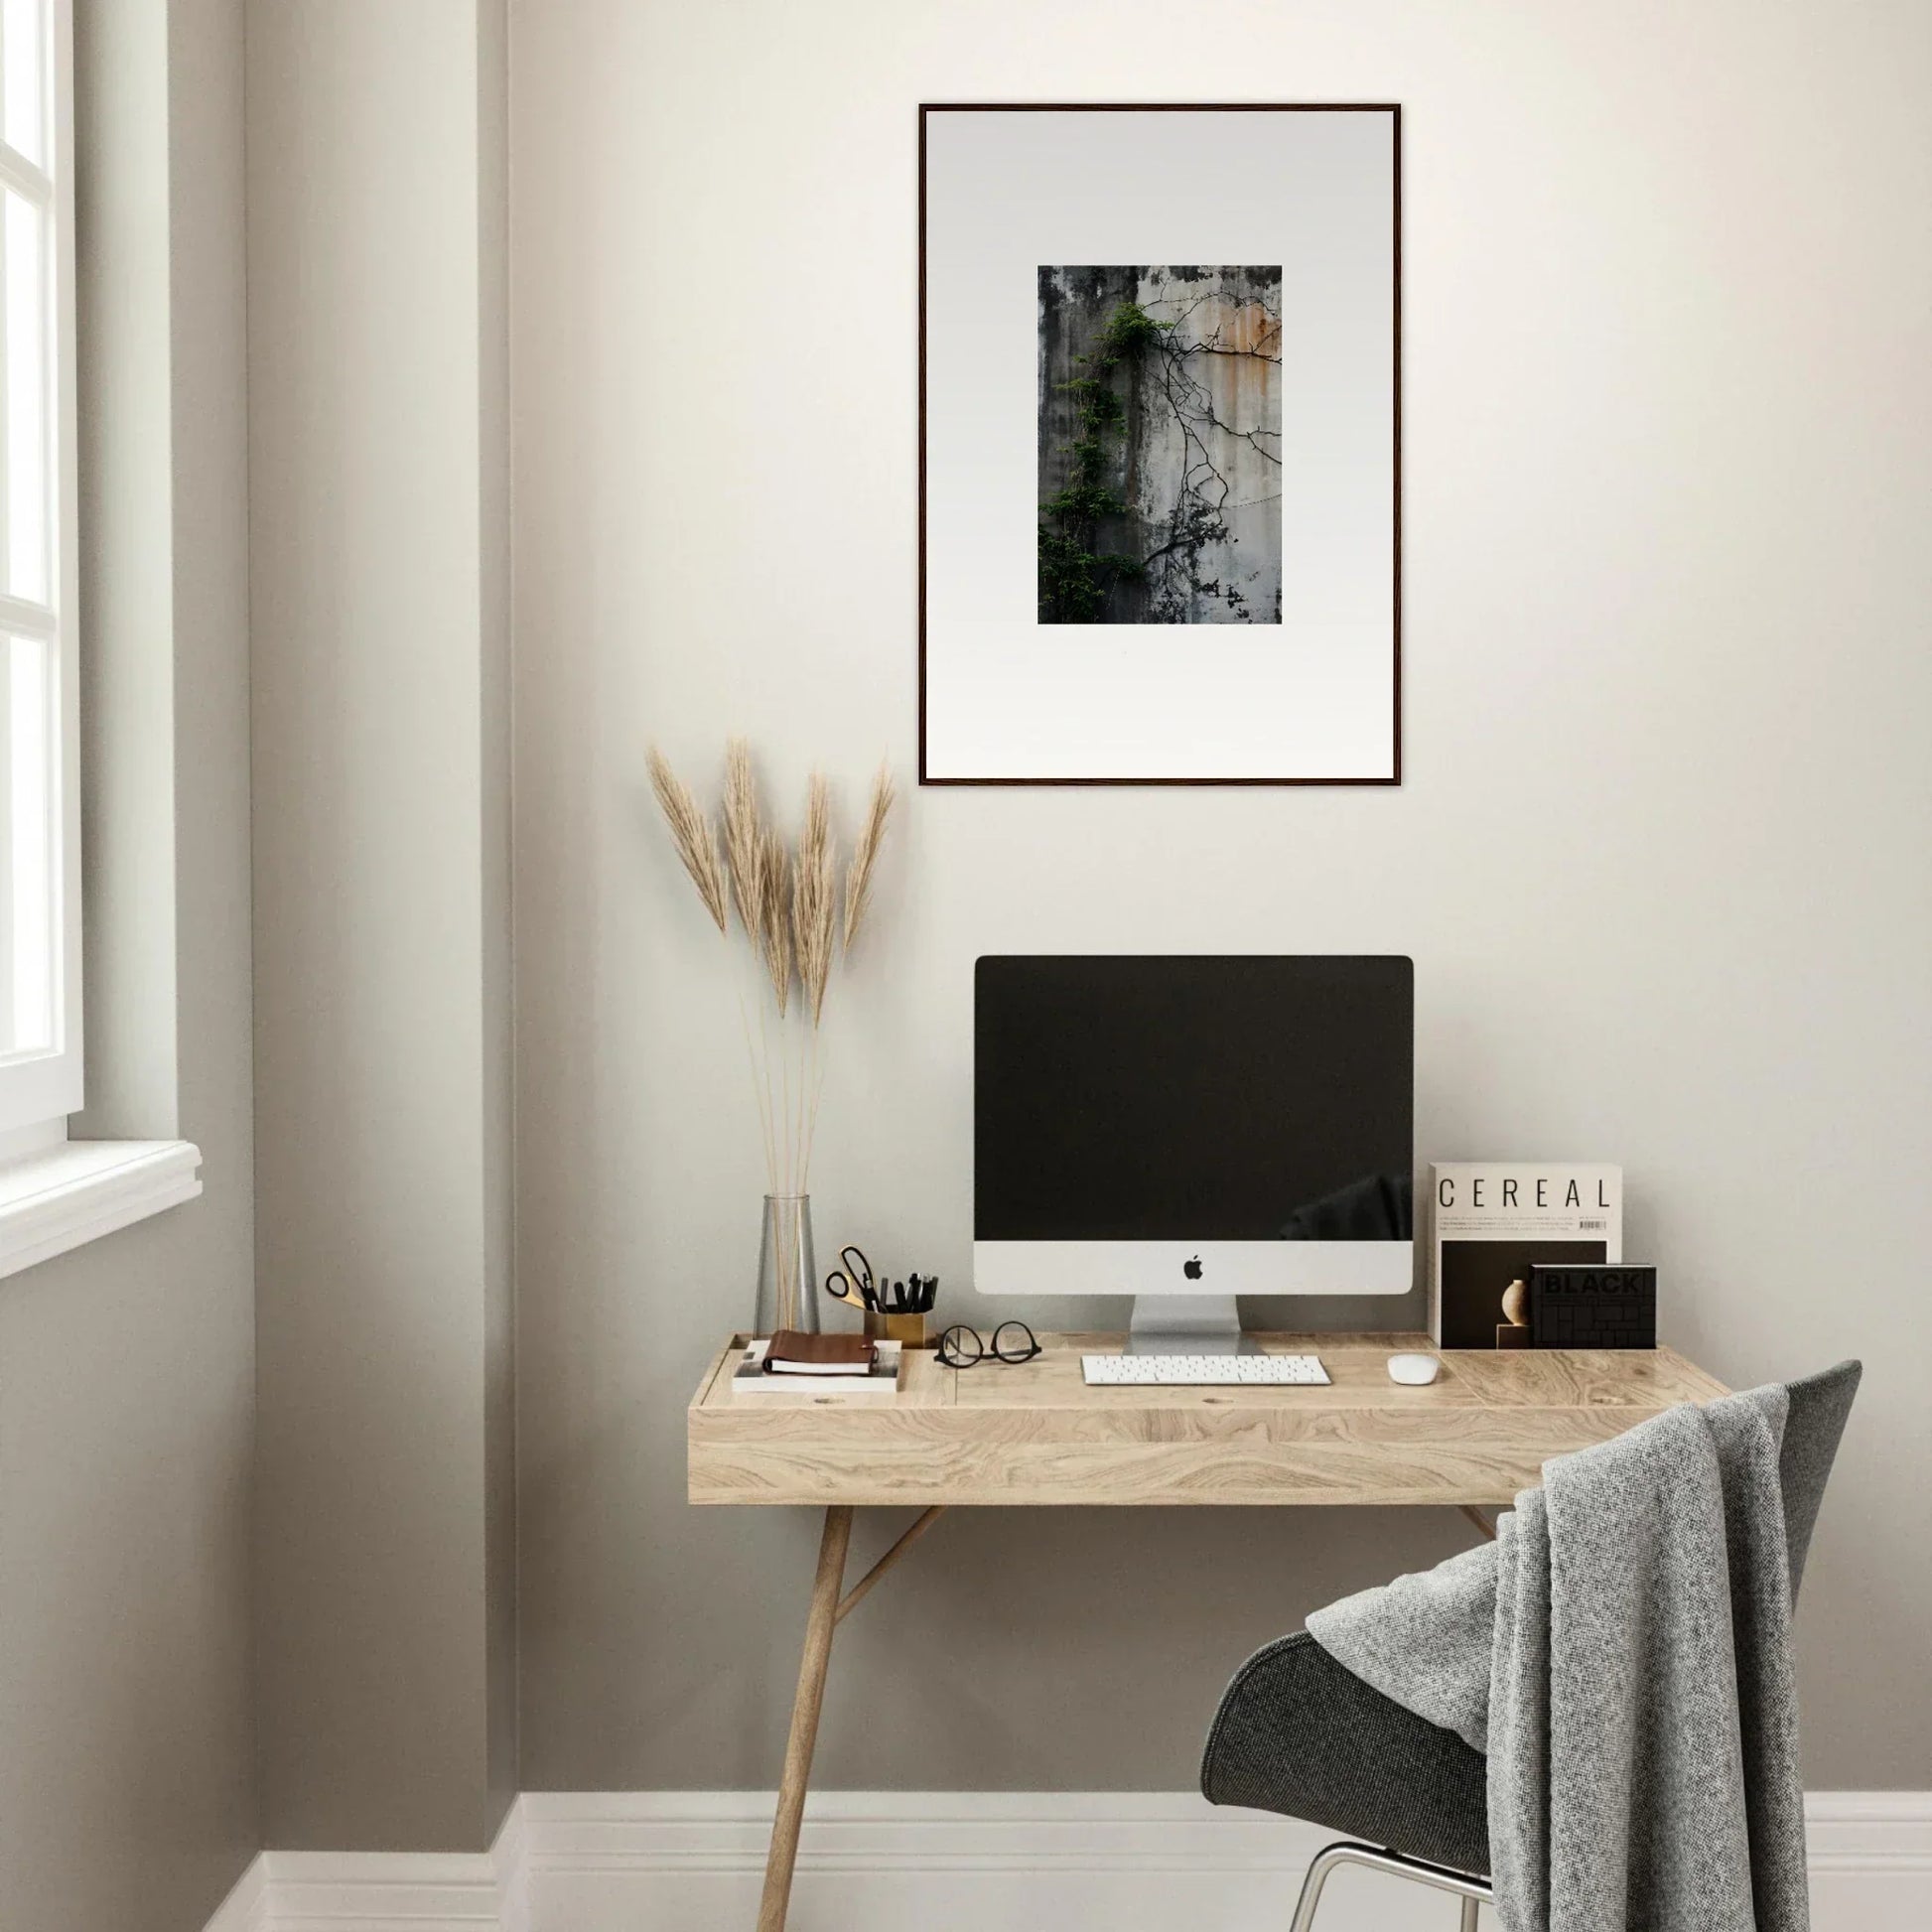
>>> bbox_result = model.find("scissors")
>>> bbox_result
[824,1245,878,1312]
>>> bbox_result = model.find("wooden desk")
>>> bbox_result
[688,1331,1725,1931]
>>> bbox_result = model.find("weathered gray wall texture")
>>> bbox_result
[1037,265,1283,625]
[511,0,1932,1800]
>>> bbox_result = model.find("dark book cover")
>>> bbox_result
[1530,1264,1658,1349]
[1439,1238,1608,1349]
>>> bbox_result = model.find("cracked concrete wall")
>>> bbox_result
[1038,264,1283,624]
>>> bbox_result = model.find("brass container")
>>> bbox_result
[866,1310,927,1348]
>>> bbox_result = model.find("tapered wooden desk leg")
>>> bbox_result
[758,1505,853,1932]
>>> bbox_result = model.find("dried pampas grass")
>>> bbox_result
[645,741,897,1192]
[646,749,727,934]
[843,762,896,953]
[722,738,765,940]
[792,773,837,1025]
[759,827,793,1018]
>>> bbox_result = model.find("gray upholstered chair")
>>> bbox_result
[1200,1361,1862,1930]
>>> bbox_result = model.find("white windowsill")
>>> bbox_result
[0,1139,203,1281]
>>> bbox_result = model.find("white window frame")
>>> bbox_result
[0,0,198,1278]
[0,0,78,1145]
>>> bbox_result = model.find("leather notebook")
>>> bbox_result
[764,1330,877,1375]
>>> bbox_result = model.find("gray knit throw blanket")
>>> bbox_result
[1308,1387,1809,1932]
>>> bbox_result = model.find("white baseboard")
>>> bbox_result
[201,1806,524,1932]
[202,1854,268,1932]
[203,1790,1932,1932]
[1802,1792,1932,1932]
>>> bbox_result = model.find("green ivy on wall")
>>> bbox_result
[1036,302,1173,622]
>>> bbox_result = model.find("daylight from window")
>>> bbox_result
[0,0,65,1082]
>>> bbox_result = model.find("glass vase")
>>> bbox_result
[755,1193,818,1337]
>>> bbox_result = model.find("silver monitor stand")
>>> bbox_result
[1125,1293,1256,1356]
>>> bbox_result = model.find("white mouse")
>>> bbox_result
[1387,1352,1442,1386]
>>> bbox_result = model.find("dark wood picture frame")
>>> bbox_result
[917,102,1402,787]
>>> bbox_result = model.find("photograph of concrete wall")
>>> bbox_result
[1037,265,1283,625]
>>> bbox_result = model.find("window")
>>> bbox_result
[0,0,198,1274]
[0,0,75,1144]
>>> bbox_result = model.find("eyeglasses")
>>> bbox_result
[936,1320,1041,1368]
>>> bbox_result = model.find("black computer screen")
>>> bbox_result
[974,956,1414,1241]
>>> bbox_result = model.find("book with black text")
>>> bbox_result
[1429,1164,1622,1349]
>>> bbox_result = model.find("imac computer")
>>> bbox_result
[974,955,1414,1353]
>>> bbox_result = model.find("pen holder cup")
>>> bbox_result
[866,1310,927,1348]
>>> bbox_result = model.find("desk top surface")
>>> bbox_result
[688,1332,1726,1508]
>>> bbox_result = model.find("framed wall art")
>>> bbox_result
[918,104,1401,785]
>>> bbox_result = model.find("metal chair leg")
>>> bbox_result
[1286,1844,1350,1932]
[1288,1841,1493,1932]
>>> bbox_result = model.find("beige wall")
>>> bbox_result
[249,0,515,1853]
[511,0,1932,1794]
[0,2,258,1928]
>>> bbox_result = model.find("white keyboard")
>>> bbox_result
[1081,1352,1329,1387]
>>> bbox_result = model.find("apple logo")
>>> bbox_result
[1183,1255,1203,1280]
